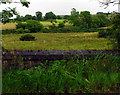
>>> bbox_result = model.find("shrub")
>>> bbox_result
[48,23,56,29]
[25,20,43,33]
[2,29,16,34]
[24,29,30,33]
[20,34,36,41]
[111,28,120,49]
[15,28,25,34]
[58,23,65,28]
[98,28,113,38]
[16,22,26,29]
[16,20,43,33]
[42,28,49,33]
[110,14,120,49]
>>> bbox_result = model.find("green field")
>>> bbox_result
[40,19,66,23]
[2,32,112,50]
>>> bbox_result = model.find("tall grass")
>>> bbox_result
[2,55,120,93]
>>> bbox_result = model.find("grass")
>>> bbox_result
[2,32,112,50]
[2,55,120,93]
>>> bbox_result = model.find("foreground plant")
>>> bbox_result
[2,55,120,93]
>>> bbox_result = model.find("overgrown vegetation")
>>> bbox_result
[98,13,120,50]
[2,55,120,93]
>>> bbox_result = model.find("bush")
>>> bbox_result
[92,14,111,28]
[15,28,25,34]
[20,34,36,41]
[16,20,43,33]
[48,23,56,29]
[25,20,43,33]
[42,28,49,33]
[24,29,30,33]
[16,22,26,29]
[98,28,113,38]
[110,14,120,49]
[58,23,65,28]
[2,29,16,34]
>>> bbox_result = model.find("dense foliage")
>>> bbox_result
[36,11,42,21]
[98,13,120,49]
[69,8,111,29]
[16,20,43,33]
[2,55,120,93]
[44,12,56,20]
[0,0,30,24]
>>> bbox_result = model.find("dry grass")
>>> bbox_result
[0,23,71,30]
[41,23,71,27]
[0,23,17,30]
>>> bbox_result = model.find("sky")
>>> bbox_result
[0,0,119,16]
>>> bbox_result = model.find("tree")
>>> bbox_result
[98,0,120,12]
[24,14,33,21]
[80,11,92,28]
[63,15,70,19]
[1,7,18,23]
[36,11,42,20]
[0,0,30,23]
[98,0,120,49]
[32,16,37,20]
[0,0,30,7]
[92,14,110,27]
[44,12,56,20]
[71,8,79,17]
[69,8,80,26]
[56,15,62,19]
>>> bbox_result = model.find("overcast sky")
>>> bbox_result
[0,0,118,16]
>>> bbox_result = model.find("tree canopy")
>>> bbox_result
[36,11,42,20]
[0,0,30,24]
[44,12,56,20]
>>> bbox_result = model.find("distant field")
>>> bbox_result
[1,19,71,30]
[40,19,66,23]
[0,23,17,30]
[2,32,112,50]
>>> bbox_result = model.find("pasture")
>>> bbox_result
[2,32,112,50]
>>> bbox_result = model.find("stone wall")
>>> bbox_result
[2,50,120,70]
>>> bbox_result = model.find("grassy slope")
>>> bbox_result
[2,32,112,50]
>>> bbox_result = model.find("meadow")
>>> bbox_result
[2,32,112,50]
